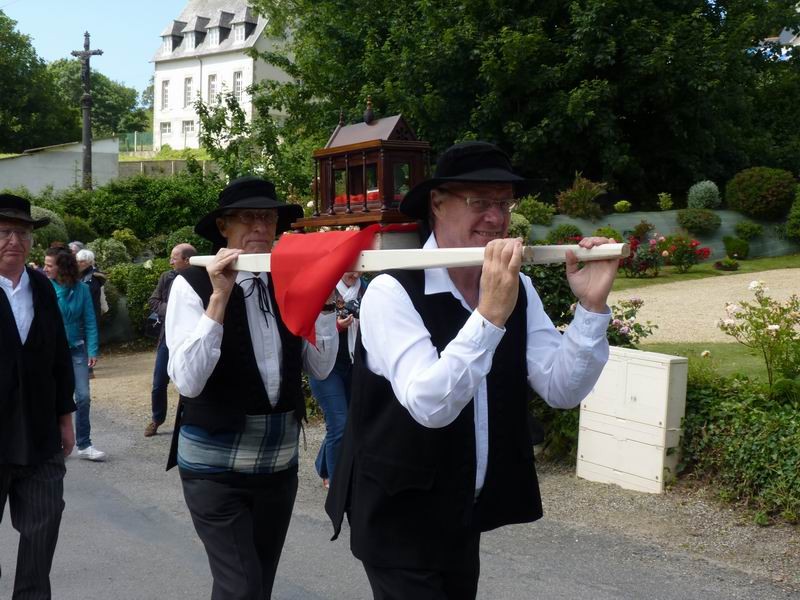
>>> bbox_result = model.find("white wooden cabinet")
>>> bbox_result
[576,347,688,494]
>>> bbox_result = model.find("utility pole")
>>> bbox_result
[71,32,103,190]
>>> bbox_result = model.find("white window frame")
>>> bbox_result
[162,36,172,53]
[233,71,243,102]
[234,23,245,42]
[184,77,193,108]
[181,120,195,134]
[161,80,169,110]
[207,74,217,104]
[160,121,172,135]
[184,32,195,50]
[208,27,219,46]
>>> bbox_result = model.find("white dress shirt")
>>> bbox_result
[166,270,338,403]
[0,269,33,344]
[360,234,611,491]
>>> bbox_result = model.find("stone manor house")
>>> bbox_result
[152,0,289,151]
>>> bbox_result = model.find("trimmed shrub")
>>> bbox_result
[87,238,130,270]
[657,192,673,211]
[545,224,583,244]
[786,193,800,243]
[507,212,532,241]
[628,219,654,241]
[514,195,555,226]
[145,233,169,258]
[726,167,796,219]
[30,206,68,248]
[723,236,750,260]
[556,173,605,220]
[687,180,721,209]
[165,225,213,255]
[677,208,721,234]
[63,215,98,244]
[734,220,763,241]
[112,228,144,259]
[593,226,623,241]
[124,259,170,331]
[613,200,631,213]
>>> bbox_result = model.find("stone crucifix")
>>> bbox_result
[71,32,103,190]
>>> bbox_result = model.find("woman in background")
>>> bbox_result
[44,247,106,461]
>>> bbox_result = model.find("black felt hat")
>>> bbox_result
[195,176,304,248]
[0,194,50,228]
[399,141,531,220]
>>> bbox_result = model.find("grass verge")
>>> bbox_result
[640,341,767,381]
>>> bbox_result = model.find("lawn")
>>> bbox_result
[639,341,767,381]
[613,253,800,292]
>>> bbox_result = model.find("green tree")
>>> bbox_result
[0,11,79,152]
[250,0,800,201]
[47,58,139,138]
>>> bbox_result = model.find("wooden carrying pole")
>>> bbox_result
[189,243,629,273]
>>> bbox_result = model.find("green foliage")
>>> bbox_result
[734,220,763,241]
[106,262,135,296]
[687,180,721,209]
[620,236,663,278]
[607,297,657,348]
[514,195,554,226]
[544,224,583,244]
[770,377,800,405]
[717,281,800,387]
[613,200,631,213]
[722,236,749,260]
[0,13,79,151]
[593,225,623,241]
[657,192,673,211]
[786,193,800,243]
[30,206,67,248]
[87,238,130,270]
[676,208,721,234]
[164,226,213,256]
[682,373,800,524]
[523,263,574,328]
[123,259,170,332]
[629,219,654,241]
[111,228,144,259]
[726,167,797,220]
[714,257,740,271]
[507,212,531,241]
[556,173,605,220]
[63,215,98,244]
[145,233,169,258]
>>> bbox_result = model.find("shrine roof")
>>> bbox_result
[325,115,417,149]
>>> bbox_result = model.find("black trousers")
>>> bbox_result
[181,472,298,600]
[362,532,481,600]
[0,454,66,600]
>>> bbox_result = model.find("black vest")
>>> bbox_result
[325,270,542,570]
[166,267,304,469]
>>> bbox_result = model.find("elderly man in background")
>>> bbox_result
[166,177,338,598]
[0,194,75,598]
[144,243,196,437]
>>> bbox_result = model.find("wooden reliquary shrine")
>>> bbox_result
[292,104,431,230]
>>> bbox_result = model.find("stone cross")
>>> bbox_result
[71,32,103,190]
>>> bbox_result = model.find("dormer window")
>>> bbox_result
[162,36,172,53]
[185,32,196,49]
[208,27,219,46]
[234,23,246,42]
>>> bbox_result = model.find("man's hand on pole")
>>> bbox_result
[205,247,241,324]
[565,237,618,313]
[478,238,523,328]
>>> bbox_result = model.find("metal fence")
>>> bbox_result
[119,131,154,152]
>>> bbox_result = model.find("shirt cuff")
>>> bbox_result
[315,311,338,337]
[571,302,611,339]
[466,309,506,350]
[198,313,224,343]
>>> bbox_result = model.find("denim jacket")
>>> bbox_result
[51,280,99,357]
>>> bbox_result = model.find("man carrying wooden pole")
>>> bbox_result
[325,140,620,599]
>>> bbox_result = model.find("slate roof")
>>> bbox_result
[325,115,417,149]
[154,1,268,62]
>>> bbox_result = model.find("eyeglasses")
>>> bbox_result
[0,228,33,242]
[439,189,516,214]
[224,210,279,225]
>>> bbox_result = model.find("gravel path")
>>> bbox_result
[608,269,799,343]
[87,349,799,592]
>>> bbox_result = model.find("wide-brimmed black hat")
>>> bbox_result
[0,194,50,228]
[195,176,303,248]
[399,141,532,220]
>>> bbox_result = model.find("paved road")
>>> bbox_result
[2,408,797,600]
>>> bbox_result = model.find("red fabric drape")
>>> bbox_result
[271,224,380,344]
